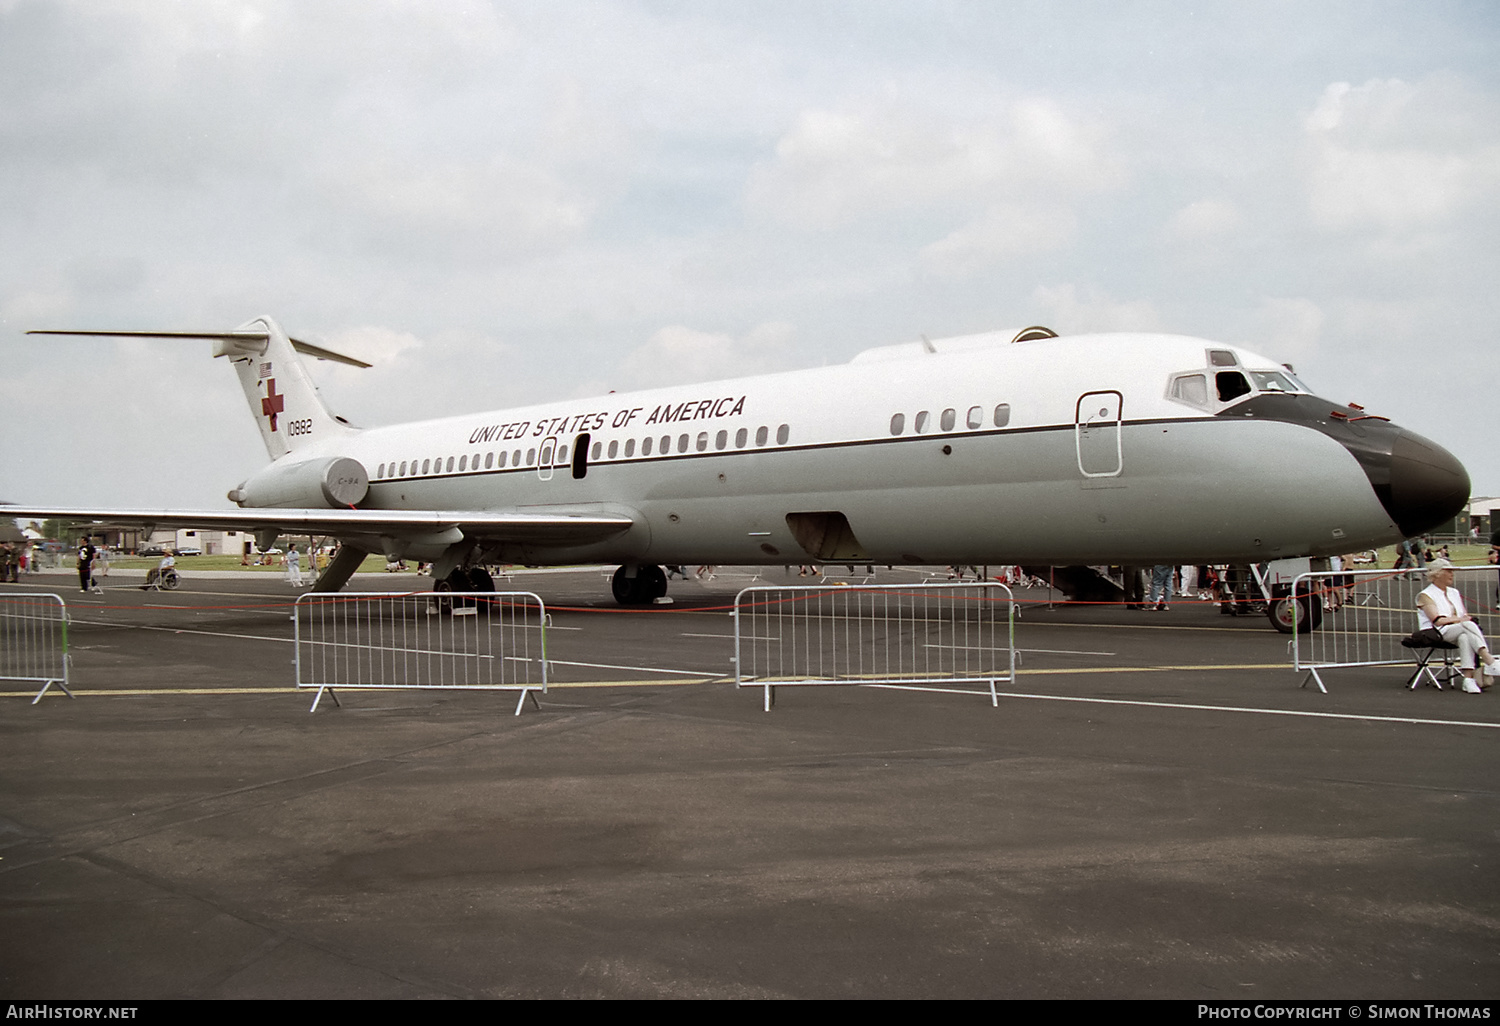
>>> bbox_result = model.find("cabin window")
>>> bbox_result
[376,464,385,479]
[641,436,653,456]
[966,406,983,429]
[485,452,494,469]
[512,449,521,466]
[472,451,479,467]
[557,445,568,463]
[497,451,506,468]
[422,459,430,474]
[777,424,790,445]
[399,461,407,476]
[608,440,619,459]
[678,433,690,452]
[591,441,602,460]
[526,448,536,466]
[940,408,956,431]
[1216,371,1251,403]
[914,411,930,434]
[993,404,1010,427]
[890,413,905,435]
[458,456,467,472]
[624,439,635,458]
[696,432,709,452]
[715,430,728,450]
[756,426,769,446]
[660,435,671,454]
[735,428,748,448]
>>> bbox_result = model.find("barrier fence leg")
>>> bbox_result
[1299,668,1327,693]
[30,678,74,704]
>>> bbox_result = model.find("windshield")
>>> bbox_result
[1247,370,1307,393]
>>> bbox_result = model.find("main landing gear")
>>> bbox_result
[612,564,667,606]
[1267,585,1323,634]
[432,566,496,612]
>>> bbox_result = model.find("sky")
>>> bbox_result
[2,0,1496,510]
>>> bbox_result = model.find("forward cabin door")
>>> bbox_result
[1075,391,1123,478]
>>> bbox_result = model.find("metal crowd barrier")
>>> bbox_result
[0,594,72,704]
[732,582,1016,711]
[1291,566,1498,693]
[294,591,548,713]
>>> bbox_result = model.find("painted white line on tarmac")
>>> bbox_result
[547,659,726,678]
[864,683,1500,729]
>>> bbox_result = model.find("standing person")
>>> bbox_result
[89,546,108,593]
[76,537,96,593]
[1148,564,1173,611]
[286,544,303,587]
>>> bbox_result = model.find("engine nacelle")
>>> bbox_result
[230,456,369,509]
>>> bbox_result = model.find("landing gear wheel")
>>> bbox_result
[642,563,667,600]
[467,566,495,592]
[612,564,667,606]
[1268,589,1322,634]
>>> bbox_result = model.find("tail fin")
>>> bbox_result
[29,315,368,460]
[218,316,364,459]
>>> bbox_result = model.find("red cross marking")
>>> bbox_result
[261,379,285,431]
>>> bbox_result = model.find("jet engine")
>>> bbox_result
[230,456,369,509]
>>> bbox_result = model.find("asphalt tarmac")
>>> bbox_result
[1,565,1496,1000]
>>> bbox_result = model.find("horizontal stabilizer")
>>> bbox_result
[26,329,372,368]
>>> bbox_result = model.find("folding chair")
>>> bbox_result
[1400,630,1459,690]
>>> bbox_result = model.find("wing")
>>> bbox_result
[0,505,634,547]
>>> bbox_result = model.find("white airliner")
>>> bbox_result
[9,316,1470,617]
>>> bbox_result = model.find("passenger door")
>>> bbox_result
[1075,391,1123,478]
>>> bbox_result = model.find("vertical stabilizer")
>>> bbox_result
[217,316,358,460]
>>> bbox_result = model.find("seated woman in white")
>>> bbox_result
[1416,559,1496,693]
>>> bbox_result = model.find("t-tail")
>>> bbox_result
[28,315,369,461]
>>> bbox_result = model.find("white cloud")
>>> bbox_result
[1303,77,1500,235]
[917,203,1077,278]
[1249,297,1324,362]
[1164,198,1244,240]
[745,98,1120,231]
[616,322,794,388]
[1031,285,1162,334]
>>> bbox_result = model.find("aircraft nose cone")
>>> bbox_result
[1379,430,1470,538]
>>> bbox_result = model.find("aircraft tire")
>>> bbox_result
[467,566,495,592]
[643,563,667,600]
[1268,589,1322,634]
[611,565,663,606]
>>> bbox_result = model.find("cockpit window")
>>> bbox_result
[1171,373,1209,406]
[1248,369,1306,393]
[1216,371,1251,402]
